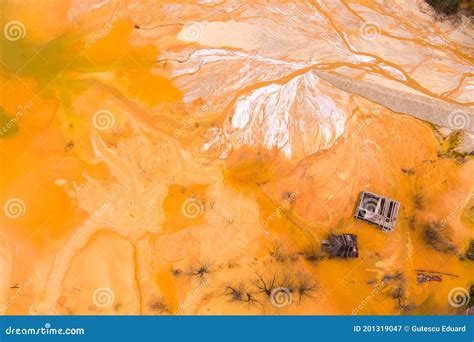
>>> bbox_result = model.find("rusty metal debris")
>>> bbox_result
[355,191,400,232]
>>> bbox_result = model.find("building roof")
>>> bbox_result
[355,191,400,232]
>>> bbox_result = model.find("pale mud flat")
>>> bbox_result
[0,0,473,315]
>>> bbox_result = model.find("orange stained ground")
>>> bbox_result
[0,0,473,315]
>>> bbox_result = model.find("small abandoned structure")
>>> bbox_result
[355,191,400,232]
[321,234,358,258]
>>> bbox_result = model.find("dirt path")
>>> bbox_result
[314,71,474,152]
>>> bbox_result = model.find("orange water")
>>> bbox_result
[0,0,472,315]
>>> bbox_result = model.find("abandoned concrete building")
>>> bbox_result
[354,191,400,232]
[321,234,358,258]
